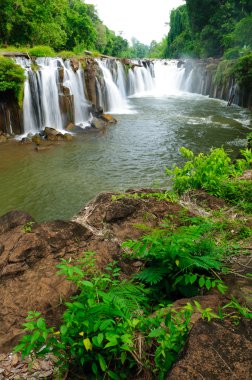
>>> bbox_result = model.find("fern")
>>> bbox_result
[135,265,168,285]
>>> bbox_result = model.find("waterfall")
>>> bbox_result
[12,56,198,136]
[63,60,90,127]
[153,60,185,96]
[96,59,130,114]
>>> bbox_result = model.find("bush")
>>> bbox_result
[28,45,56,57]
[58,50,75,59]
[0,56,25,103]
[166,147,252,209]
[233,53,252,87]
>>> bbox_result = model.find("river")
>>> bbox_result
[0,91,251,221]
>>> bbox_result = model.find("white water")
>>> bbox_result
[96,60,131,114]
[17,57,195,134]
[63,60,90,127]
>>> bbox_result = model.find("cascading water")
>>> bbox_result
[63,60,90,127]
[153,60,185,96]
[14,56,197,136]
[96,59,130,114]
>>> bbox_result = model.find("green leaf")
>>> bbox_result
[148,328,165,338]
[92,362,98,375]
[97,353,107,371]
[199,277,205,288]
[36,318,45,330]
[60,325,68,335]
[190,274,197,284]
[108,370,120,380]
[120,351,127,364]
[31,330,40,344]
[205,279,212,290]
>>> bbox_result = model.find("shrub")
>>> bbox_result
[233,53,252,87]
[58,50,75,59]
[0,56,25,103]
[166,147,252,209]
[123,217,227,301]
[28,45,56,57]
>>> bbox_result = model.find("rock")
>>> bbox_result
[66,123,75,131]
[31,134,43,145]
[0,243,4,255]
[0,135,7,143]
[0,212,92,352]
[91,117,107,129]
[0,210,34,235]
[105,200,139,223]
[63,133,73,141]
[62,86,71,96]
[70,58,79,72]
[58,67,64,83]
[44,127,59,137]
[101,114,117,124]
[166,318,252,380]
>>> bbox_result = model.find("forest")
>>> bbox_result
[1,0,251,60]
[0,0,149,58]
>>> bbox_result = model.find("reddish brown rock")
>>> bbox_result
[166,318,252,380]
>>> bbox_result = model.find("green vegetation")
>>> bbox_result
[0,0,131,58]
[164,0,252,58]
[28,45,56,58]
[167,147,252,211]
[14,147,252,378]
[0,56,25,104]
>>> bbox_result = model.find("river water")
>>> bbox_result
[0,92,251,221]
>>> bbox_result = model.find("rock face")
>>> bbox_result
[0,191,188,352]
[0,211,92,351]
[167,318,252,380]
[0,92,23,135]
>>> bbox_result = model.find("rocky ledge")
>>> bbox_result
[0,190,251,379]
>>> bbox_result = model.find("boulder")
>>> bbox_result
[63,133,73,141]
[31,134,43,145]
[166,318,252,380]
[101,113,117,124]
[91,117,107,129]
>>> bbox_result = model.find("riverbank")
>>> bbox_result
[0,180,251,378]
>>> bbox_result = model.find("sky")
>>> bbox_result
[86,0,185,45]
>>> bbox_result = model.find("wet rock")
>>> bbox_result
[44,127,59,137]
[63,133,73,141]
[58,67,64,83]
[66,123,75,131]
[101,113,117,124]
[70,58,79,72]
[166,318,252,380]
[91,117,107,129]
[32,134,43,145]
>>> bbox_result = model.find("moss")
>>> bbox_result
[0,56,25,105]
[214,59,236,86]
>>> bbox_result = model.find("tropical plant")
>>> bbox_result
[123,217,227,301]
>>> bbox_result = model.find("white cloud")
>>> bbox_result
[86,0,185,45]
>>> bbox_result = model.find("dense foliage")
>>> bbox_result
[0,56,25,103]
[164,0,252,58]
[0,0,130,57]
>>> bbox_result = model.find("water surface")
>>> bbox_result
[0,93,251,221]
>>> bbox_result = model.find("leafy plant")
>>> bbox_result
[166,147,252,210]
[22,221,35,233]
[123,217,227,301]
[0,56,25,103]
